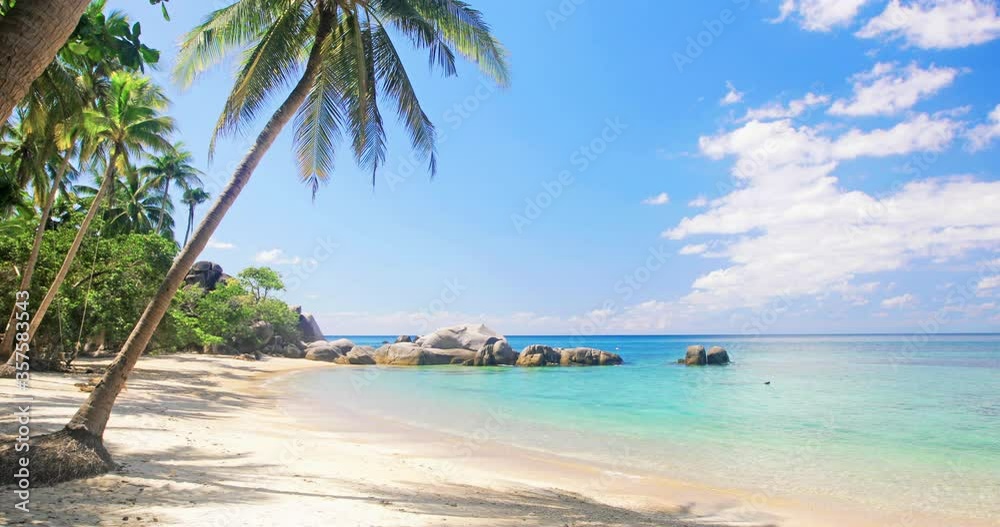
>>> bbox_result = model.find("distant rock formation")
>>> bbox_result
[184,261,228,290]
[680,345,729,366]
[516,344,622,367]
[394,335,413,343]
[304,338,355,362]
[334,345,377,365]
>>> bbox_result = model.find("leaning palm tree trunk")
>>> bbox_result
[0,151,72,361]
[0,0,91,123]
[63,13,335,444]
[0,158,115,376]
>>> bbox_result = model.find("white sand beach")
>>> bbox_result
[1,355,995,527]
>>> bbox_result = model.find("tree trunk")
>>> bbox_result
[0,151,72,360]
[155,177,169,233]
[184,205,193,246]
[65,11,335,439]
[23,157,114,347]
[0,0,90,123]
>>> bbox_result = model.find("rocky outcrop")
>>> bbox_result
[304,338,355,362]
[184,261,227,290]
[558,347,623,366]
[283,344,305,359]
[684,345,707,365]
[290,305,325,343]
[335,345,377,365]
[395,335,413,343]
[416,323,502,352]
[707,346,730,365]
[374,343,476,366]
[679,345,730,365]
[515,345,622,367]
[470,337,519,366]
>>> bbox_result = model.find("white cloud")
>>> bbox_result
[881,293,917,308]
[680,244,708,255]
[742,92,830,121]
[688,196,709,207]
[663,107,1000,311]
[720,81,744,106]
[857,0,1000,49]
[967,104,1000,151]
[978,275,1000,291]
[207,239,236,250]
[829,62,960,117]
[642,192,670,206]
[254,248,302,265]
[772,0,872,31]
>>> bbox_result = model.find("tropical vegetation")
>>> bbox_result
[0,0,508,485]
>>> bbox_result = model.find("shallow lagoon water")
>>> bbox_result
[291,334,1000,521]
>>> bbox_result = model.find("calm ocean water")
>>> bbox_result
[291,334,1000,520]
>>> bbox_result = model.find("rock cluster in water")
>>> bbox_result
[679,345,730,365]
[302,323,624,367]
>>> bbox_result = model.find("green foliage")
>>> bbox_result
[238,266,284,303]
[0,212,177,356]
[160,266,302,353]
[174,0,510,196]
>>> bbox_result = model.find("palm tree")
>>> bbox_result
[139,144,203,234]
[20,71,173,351]
[77,166,177,238]
[6,0,509,483]
[0,0,91,122]
[180,186,209,246]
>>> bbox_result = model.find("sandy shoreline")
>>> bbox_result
[0,354,994,527]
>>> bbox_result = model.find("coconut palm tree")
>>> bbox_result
[180,186,209,246]
[20,71,173,350]
[139,144,203,234]
[5,0,509,484]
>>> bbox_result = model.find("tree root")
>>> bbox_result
[0,427,115,486]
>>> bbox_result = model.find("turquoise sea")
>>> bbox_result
[290,334,1000,521]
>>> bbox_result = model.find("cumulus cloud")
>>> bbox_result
[967,104,1000,151]
[772,0,872,31]
[254,248,302,265]
[881,293,917,308]
[680,244,708,255]
[207,239,236,250]
[857,0,1000,49]
[742,92,830,121]
[829,62,960,116]
[978,275,1000,291]
[688,196,710,207]
[642,192,670,205]
[662,101,1000,310]
[720,81,744,106]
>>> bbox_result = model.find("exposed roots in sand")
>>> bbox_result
[0,427,115,486]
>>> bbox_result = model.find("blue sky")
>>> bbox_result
[107,0,1000,335]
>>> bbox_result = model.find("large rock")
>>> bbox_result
[283,344,305,359]
[251,320,274,345]
[707,346,730,365]
[558,347,623,366]
[469,337,519,366]
[415,323,503,352]
[335,345,377,365]
[395,335,413,343]
[515,344,561,367]
[184,261,226,290]
[374,343,475,366]
[297,310,325,343]
[305,338,355,362]
[685,345,707,366]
